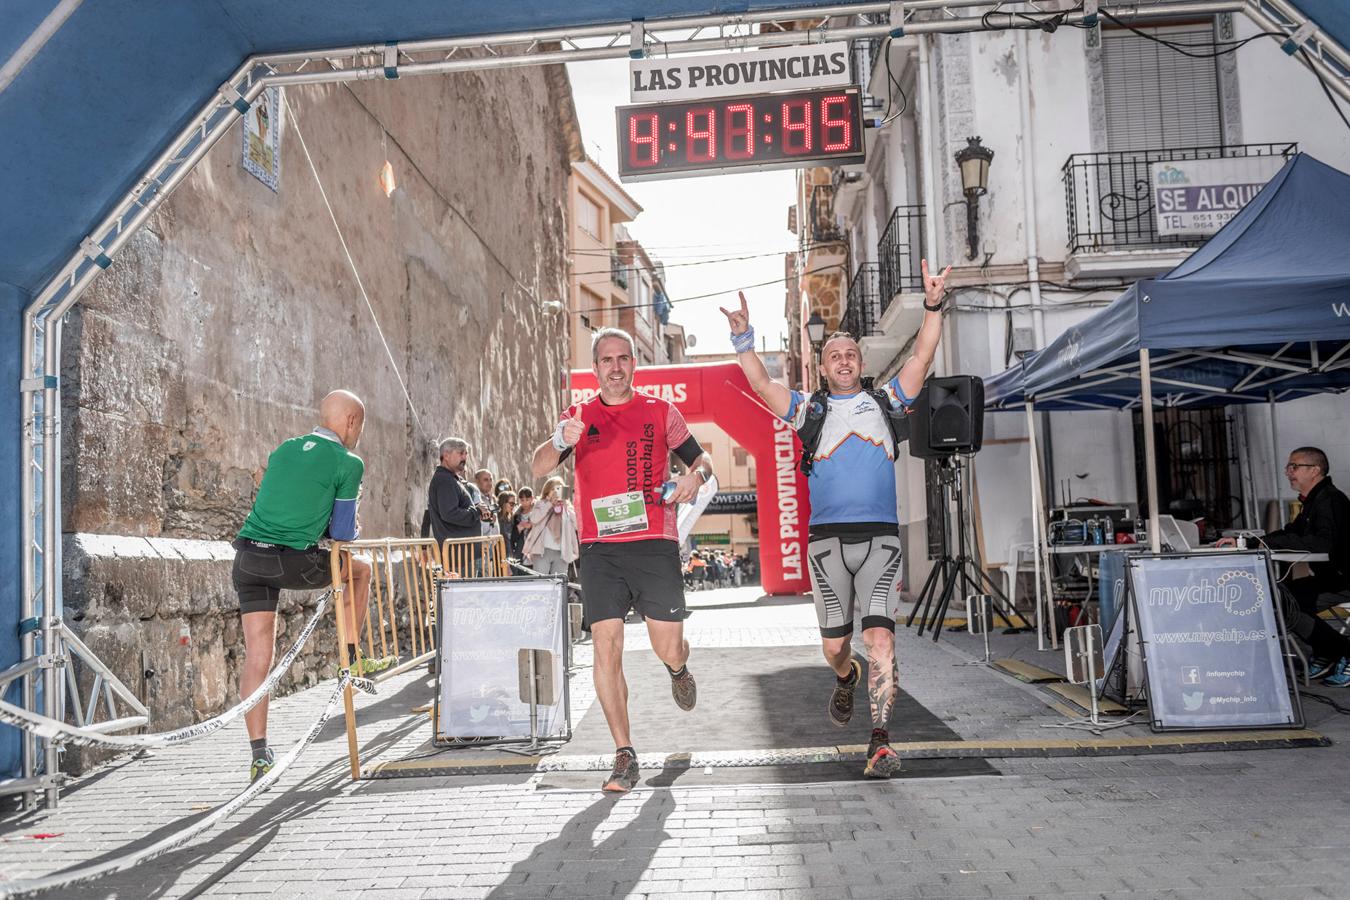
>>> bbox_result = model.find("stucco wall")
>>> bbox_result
[58,65,578,763]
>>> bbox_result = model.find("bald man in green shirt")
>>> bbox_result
[232,390,376,783]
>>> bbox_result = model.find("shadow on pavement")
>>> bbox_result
[485,779,675,899]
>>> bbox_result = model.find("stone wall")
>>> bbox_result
[58,63,580,767]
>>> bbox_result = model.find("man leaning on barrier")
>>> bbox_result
[232,390,381,784]
[532,327,712,793]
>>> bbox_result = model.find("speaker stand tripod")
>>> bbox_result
[906,455,1027,641]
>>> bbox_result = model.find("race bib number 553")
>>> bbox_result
[591,491,648,538]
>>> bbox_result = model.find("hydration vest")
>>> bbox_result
[796,377,912,476]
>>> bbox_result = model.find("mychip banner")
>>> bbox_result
[1128,553,1299,730]
[435,576,569,742]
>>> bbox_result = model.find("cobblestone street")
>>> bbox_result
[2,585,1347,899]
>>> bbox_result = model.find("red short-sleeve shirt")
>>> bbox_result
[562,393,692,544]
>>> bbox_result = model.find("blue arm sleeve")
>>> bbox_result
[329,498,359,541]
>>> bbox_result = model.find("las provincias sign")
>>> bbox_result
[630,41,850,103]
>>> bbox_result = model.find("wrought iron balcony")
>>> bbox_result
[877,205,925,301]
[842,262,883,339]
[808,184,844,245]
[1062,143,1296,254]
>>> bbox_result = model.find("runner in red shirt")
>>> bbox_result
[532,328,714,792]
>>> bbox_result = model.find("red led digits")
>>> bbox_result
[724,103,755,160]
[821,95,852,152]
[628,112,660,167]
[685,107,716,163]
[782,99,812,154]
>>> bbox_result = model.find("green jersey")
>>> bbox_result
[238,429,364,549]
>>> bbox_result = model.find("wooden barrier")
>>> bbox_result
[328,534,507,779]
[441,534,510,579]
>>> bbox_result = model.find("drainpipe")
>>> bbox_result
[1015,29,1045,349]
[917,35,949,375]
[1015,29,1055,517]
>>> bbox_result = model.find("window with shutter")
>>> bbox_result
[1102,24,1222,152]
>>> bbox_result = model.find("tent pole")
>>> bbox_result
[1139,349,1161,553]
[1025,401,1049,651]
[1268,390,1285,527]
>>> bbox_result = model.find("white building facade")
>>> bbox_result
[816,9,1350,587]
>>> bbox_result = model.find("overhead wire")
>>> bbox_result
[286,93,431,442]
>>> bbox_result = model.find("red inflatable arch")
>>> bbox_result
[570,361,810,596]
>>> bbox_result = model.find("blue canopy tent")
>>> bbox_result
[983,153,1350,645]
[2,0,1348,807]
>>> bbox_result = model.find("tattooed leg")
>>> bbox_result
[862,627,897,727]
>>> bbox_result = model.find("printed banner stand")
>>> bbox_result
[1126,551,1303,732]
[434,576,571,747]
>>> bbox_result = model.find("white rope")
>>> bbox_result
[0,672,376,898]
[0,592,333,749]
[284,92,430,442]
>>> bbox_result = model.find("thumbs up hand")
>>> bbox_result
[559,414,585,448]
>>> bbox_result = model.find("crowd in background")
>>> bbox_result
[422,435,759,586]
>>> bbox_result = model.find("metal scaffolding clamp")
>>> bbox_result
[18,376,57,393]
[218,82,251,115]
[383,42,400,78]
[79,237,111,269]
[1082,0,1099,28]
[629,20,645,60]
[889,2,906,39]
[1282,21,1317,56]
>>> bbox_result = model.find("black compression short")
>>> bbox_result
[232,538,331,615]
[578,539,687,629]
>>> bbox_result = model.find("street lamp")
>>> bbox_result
[954,136,994,260]
[805,311,827,389]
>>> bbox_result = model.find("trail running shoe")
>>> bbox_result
[602,749,640,793]
[829,658,862,727]
[864,729,901,779]
[249,750,275,785]
[1307,656,1335,680]
[348,654,397,677]
[1323,657,1350,688]
[669,662,697,711]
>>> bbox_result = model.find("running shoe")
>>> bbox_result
[249,749,275,785]
[602,748,640,792]
[347,654,397,678]
[669,663,697,711]
[1323,657,1350,688]
[864,729,901,779]
[829,658,862,727]
[1306,656,1334,680]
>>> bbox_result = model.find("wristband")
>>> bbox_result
[731,326,756,353]
[551,424,569,452]
[924,299,943,312]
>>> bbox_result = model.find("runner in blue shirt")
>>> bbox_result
[722,259,950,778]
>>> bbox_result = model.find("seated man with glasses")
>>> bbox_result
[1220,446,1350,685]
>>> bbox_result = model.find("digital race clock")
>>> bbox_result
[615,86,866,182]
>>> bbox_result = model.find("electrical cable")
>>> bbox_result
[1298,47,1350,132]
[287,94,431,442]
[571,261,846,316]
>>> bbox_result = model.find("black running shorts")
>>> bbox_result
[578,539,687,628]
[232,538,331,615]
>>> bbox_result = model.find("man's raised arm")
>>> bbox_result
[721,291,793,419]
[532,412,585,479]
[897,259,951,401]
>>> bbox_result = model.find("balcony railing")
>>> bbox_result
[610,253,629,290]
[842,262,883,339]
[1062,142,1297,254]
[808,184,844,245]
[849,36,886,114]
[877,205,925,301]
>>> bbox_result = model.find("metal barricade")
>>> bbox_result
[327,534,508,779]
[441,535,510,579]
[328,538,442,779]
